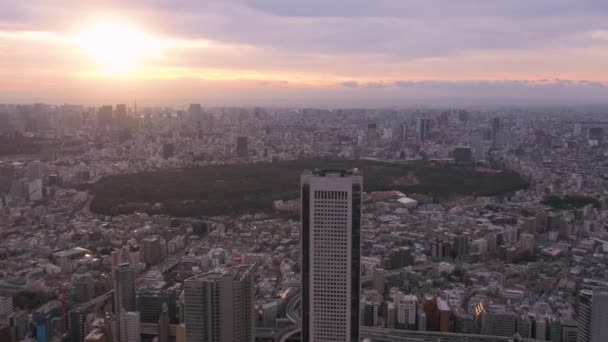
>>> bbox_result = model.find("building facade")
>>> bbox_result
[113,263,136,313]
[184,265,255,342]
[301,169,362,342]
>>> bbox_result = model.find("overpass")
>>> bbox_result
[77,251,185,312]
[282,283,532,342]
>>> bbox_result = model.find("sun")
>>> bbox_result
[75,21,163,75]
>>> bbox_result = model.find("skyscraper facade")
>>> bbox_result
[301,169,362,342]
[590,288,608,342]
[417,118,432,142]
[69,307,87,342]
[578,288,608,342]
[184,265,255,342]
[113,263,136,313]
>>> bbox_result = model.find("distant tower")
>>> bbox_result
[301,169,363,342]
[97,105,113,128]
[417,118,431,142]
[236,137,249,158]
[115,104,127,127]
[367,123,379,146]
[491,117,501,139]
[184,265,255,342]
[113,263,136,313]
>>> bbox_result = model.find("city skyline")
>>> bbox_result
[2,1,608,105]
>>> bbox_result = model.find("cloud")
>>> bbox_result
[1,1,608,104]
[339,81,359,88]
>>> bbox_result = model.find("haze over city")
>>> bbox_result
[2,2,608,342]
[2,0,608,105]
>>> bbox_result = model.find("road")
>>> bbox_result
[77,250,185,311]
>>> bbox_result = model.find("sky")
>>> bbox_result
[1,0,608,106]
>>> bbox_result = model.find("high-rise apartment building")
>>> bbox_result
[142,236,162,266]
[184,265,255,342]
[578,288,608,342]
[73,273,95,303]
[113,263,136,313]
[301,169,362,342]
[118,310,141,342]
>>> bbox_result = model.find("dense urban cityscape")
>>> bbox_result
[1,104,608,342]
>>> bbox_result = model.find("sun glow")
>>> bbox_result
[75,21,165,75]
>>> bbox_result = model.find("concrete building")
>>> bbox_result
[136,288,177,324]
[562,320,578,342]
[118,310,140,342]
[372,268,385,295]
[0,296,13,319]
[483,309,517,337]
[97,105,113,127]
[9,311,29,342]
[113,263,136,313]
[578,288,608,342]
[301,169,362,342]
[184,265,255,342]
[396,295,417,330]
[69,308,87,342]
[158,303,170,342]
[362,301,379,327]
[73,273,95,303]
[141,236,162,266]
[115,104,127,127]
[417,118,432,141]
[438,298,452,333]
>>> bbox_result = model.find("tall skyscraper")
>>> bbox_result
[113,263,136,313]
[111,249,123,279]
[69,307,87,342]
[417,118,431,142]
[367,123,379,146]
[578,288,608,342]
[301,169,362,342]
[115,104,127,127]
[184,265,255,342]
